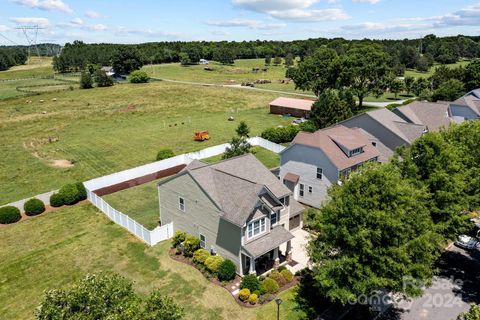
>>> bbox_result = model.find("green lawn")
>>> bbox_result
[363,92,416,103]
[0,57,54,80]
[102,147,280,230]
[404,59,471,79]
[0,78,72,100]
[0,203,305,320]
[0,80,291,205]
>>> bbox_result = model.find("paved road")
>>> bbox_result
[384,245,480,320]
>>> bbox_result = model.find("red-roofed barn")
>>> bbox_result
[269,97,315,118]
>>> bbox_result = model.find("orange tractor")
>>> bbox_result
[194,131,210,141]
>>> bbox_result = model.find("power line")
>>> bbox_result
[16,25,47,59]
[0,33,20,45]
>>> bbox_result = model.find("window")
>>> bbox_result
[199,234,206,248]
[299,184,304,197]
[316,167,323,180]
[372,141,377,147]
[271,212,278,226]
[349,147,363,157]
[279,197,285,205]
[179,197,185,212]
[308,186,313,194]
[247,218,266,239]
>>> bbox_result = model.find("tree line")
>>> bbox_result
[0,47,28,71]
[52,35,480,73]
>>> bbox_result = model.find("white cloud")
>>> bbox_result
[352,0,381,4]
[206,19,287,30]
[89,24,108,31]
[0,25,9,32]
[13,0,73,14]
[85,10,101,18]
[69,17,83,26]
[210,29,231,36]
[10,17,50,26]
[114,27,182,39]
[232,0,348,22]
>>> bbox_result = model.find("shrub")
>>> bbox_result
[261,278,279,294]
[183,235,200,257]
[298,120,316,132]
[49,193,64,207]
[269,270,286,286]
[205,255,224,273]
[217,259,236,281]
[240,274,260,292]
[280,269,294,283]
[193,249,210,264]
[258,283,267,296]
[156,149,175,161]
[258,293,275,304]
[171,230,187,248]
[75,182,87,202]
[277,265,287,272]
[24,198,45,216]
[248,293,258,305]
[0,206,21,224]
[260,125,300,144]
[58,184,79,205]
[239,288,250,302]
[129,70,150,83]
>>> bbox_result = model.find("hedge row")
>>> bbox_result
[24,198,45,216]
[260,121,315,144]
[50,182,87,208]
[0,206,21,224]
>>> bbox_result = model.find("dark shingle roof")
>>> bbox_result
[243,225,294,258]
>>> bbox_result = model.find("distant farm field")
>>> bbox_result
[404,59,471,78]
[0,80,290,204]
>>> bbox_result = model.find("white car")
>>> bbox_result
[455,234,480,250]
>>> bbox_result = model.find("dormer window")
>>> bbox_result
[349,147,363,157]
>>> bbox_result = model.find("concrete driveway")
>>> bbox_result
[383,245,480,320]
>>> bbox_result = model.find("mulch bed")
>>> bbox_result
[0,200,88,228]
[168,248,299,308]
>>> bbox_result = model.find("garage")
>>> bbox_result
[289,214,301,230]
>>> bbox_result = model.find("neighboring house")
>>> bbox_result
[340,109,427,161]
[158,154,304,275]
[100,66,126,81]
[269,97,315,118]
[448,89,480,121]
[199,59,209,65]
[279,125,380,208]
[393,101,452,132]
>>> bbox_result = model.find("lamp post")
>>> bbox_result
[275,298,283,320]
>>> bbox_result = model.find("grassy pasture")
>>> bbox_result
[0,203,304,320]
[0,81,290,204]
[0,56,54,80]
[102,146,280,230]
[404,59,471,78]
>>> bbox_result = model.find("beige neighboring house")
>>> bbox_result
[393,101,452,132]
[158,154,304,275]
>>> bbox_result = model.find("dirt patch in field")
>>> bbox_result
[52,159,74,168]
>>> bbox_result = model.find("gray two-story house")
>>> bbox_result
[158,154,304,275]
[279,125,380,208]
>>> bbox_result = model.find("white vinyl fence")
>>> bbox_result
[83,137,284,246]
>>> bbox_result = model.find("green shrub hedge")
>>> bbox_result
[183,235,200,257]
[0,206,21,224]
[24,198,45,216]
[261,125,300,144]
[280,269,294,282]
[217,259,236,281]
[49,193,64,207]
[205,255,224,273]
[129,70,150,83]
[59,184,79,205]
[248,293,258,305]
[262,277,279,294]
[239,288,250,302]
[75,182,87,202]
[269,270,286,286]
[156,149,175,161]
[240,274,260,292]
[193,248,210,264]
[171,230,186,248]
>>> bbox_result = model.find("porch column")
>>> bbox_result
[273,247,280,268]
[249,257,256,274]
[286,240,292,263]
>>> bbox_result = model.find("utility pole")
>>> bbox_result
[16,25,47,62]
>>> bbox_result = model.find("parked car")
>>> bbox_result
[455,234,480,250]
[292,118,307,125]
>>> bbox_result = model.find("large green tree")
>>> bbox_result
[431,79,465,102]
[111,47,143,75]
[36,273,184,320]
[223,122,252,159]
[309,89,353,129]
[464,59,480,91]
[306,163,441,304]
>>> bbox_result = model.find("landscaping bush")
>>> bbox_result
[183,235,200,257]
[239,288,250,302]
[49,193,64,207]
[156,149,175,161]
[24,198,45,216]
[205,255,224,273]
[280,269,294,283]
[0,206,21,224]
[75,182,87,202]
[261,277,279,294]
[260,125,300,144]
[277,265,287,272]
[193,249,210,264]
[269,270,286,286]
[129,70,150,83]
[298,120,316,132]
[58,183,80,205]
[240,274,260,292]
[258,293,275,304]
[258,283,267,296]
[217,259,236,281]
[171,230,187,248]
[248,293,258,305]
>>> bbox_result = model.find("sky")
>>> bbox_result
[0,0,480,45]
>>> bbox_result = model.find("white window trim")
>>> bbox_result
[270,211,278,226]
[247,217,266,240]
[299,184,304,197]
[199,233,206,248]
[179,197,185,212]
[316,167,323,180]
[308,186,313,194]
